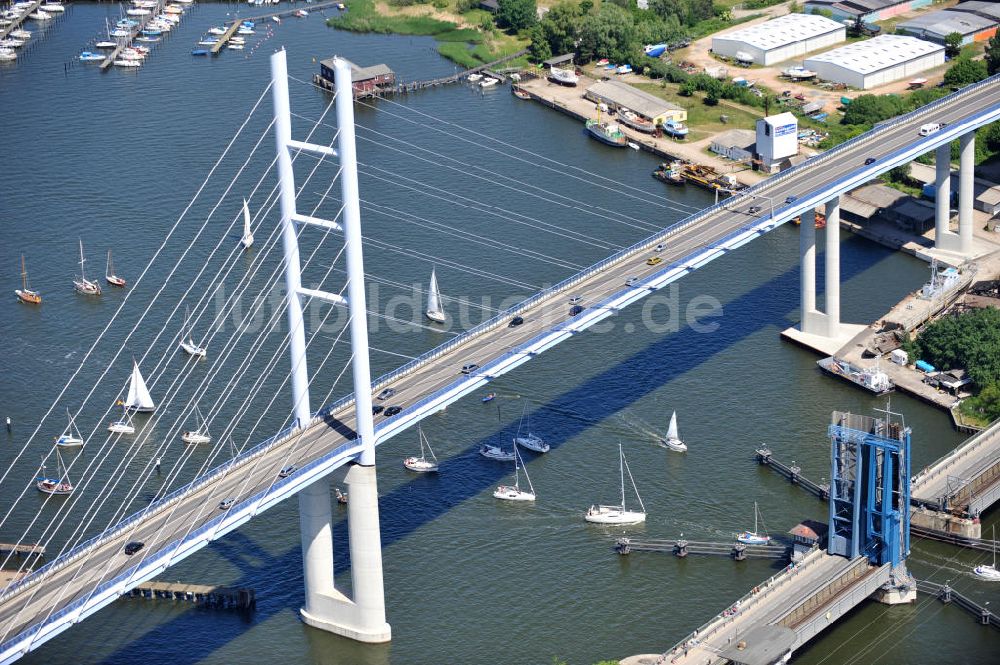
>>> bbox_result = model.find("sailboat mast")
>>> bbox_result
[78,239,86,281]
[20,255,27,290]
[619,443,626,509]
[754,501,759,533]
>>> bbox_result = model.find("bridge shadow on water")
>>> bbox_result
[85,235,894,665]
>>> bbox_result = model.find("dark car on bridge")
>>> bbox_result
[384,405,402,417]
[785,195,798,204]
[747,205,762,215]
[218,498,235,511]
[865,157,876,165]
[372,404,385,415]
[376,388,396,400]
[124,541,144,556]
[569,305,584,316]
[508,316,524,327]
[278,464,298,479]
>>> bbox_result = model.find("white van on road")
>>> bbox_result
[919,122,943,136]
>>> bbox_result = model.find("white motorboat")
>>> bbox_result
[123,360,156,412]
[479,77,498,88]
[467,73,482,82]
[403,426,439,472]
[239,198,255,248]
[974,525,1000,581]
[425,267,445,323]
[736,501,771,545]
[783,66,817,80]
[36,451,73,495]
[0,48,16,61]
[29,10,52,20]
[228,43,244,50]
[73,239,102,295]
[95,40,117,49]
[480,443,515,461]
[0,38,26,48]
[584,443,646,524]
[40,2,65,12]
[126,7,151,16]
[113,59,142,68]
[10,29,31,39]
[271,15,281,23]
[237,27,254,35]
[55,408,84,447]
[107,407,135,434]
[208,26,227,35]
[513,402,548,453]
[79,51,106,62]
[179,305,207,357]
[493,442,535,501]
[548,66,578,87]
[661,410,686,452]
[181,406,212,444]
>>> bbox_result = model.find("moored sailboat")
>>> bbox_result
[36,451,73,495]
[73,239,102,295]
[15,255,41,304]
[974,525,1000,581]
[585,443,646,524]
[513,402,548,453]
[736,501,771,545]
[179,305,207,357]
[55,408,84,447]
[107,405,135,434]
[181,405,212,444]
[494,441,535,501]
[660,410,686,452]
[425,267,445,323]
[105,249,126,287]
[403,426,439,472]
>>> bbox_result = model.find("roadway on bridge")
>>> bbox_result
[2,81,1000,652]
[911,418,1000,513]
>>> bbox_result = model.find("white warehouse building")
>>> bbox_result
[711,13,846,66]
[803,35,945,90]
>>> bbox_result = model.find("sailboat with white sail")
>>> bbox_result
[181,405,212,444]
[660,410,686,452]
[123,360,156,412]
[513,402,548,453]
[974,525,1000,581]
[736,501,771,545]
[55,408,84,447]
[425,268,445,323]
[240,198,254,249]
[73,239,102,296]
[107,404,135,434]
[584,443,646,524]
[403,426,438,472]
[105,249,126,287]
[179,306,207,357]
[494,441,535,501]
[36,451,73,495]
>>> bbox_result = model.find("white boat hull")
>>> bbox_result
[403,457,438,472]
[181,340,207,357]
[736,532,770,545]
[661,437,687,452]
[425,310,446,323]
[584,505,645,525]
[107,422,135,434]
[974,565,1000,581]
[181,432,211,444]
[55,436,84,447]
[480,444,515,461]
[494,485,535,501]
[514,434,549,453]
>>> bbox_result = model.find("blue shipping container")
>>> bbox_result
[915,360,936,373]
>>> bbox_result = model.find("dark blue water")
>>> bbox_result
[1,4,996,664]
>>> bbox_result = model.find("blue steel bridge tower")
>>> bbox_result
[828,407,916,603]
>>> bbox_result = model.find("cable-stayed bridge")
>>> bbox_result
[0,51,998,664]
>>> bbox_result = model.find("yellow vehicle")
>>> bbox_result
[646,257,662,266]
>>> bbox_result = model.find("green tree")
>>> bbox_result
[527,23,552,61]
[841,94,906,126]
[577,4,636,64]
[986,33,1000,75]
[579,0,593,14]
[648,0,684,23]
[703,93,719,106]
[497,0,536,31]
[683,0,713,23]
[886,163,911,184]
[944,32,963,58]
[961,384,1000,424]
[943,55,989,88]
[536,2,581,56]
[983,122,1000,153]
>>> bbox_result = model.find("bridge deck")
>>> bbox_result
[661,550,887,664]
[911,418,1000,514]
[1,75,999,664]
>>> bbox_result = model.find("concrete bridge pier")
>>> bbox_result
[298,469,391,643]
[934,132,976,256]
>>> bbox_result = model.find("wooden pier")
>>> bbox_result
[209,20,241,55]
[100,0,166,71]
[0,1,41,41]
[211,0,343,54]
[312,49,529,98]
[126,581,256,610]
[615,537,788,560]
[755,447,830,500]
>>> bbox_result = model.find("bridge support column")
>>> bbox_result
[959,132,975,255]
[934,144,961,253]
[799,209,823,335]
[824,197,841,339]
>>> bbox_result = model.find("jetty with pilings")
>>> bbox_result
[0,1,41,41]
[917,580,1000,629]
[615,537,787,560]
[126,581,256,610]
[100,0,165,71]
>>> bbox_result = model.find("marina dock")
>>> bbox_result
[126,581,255,610]
[99,0,166,71]
[0,1,41,41]
[211,1,343,54]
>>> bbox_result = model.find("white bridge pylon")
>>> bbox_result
[271,48,390,643]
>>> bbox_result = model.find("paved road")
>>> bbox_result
[912,418,1000,508]
[1,80,999,656]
